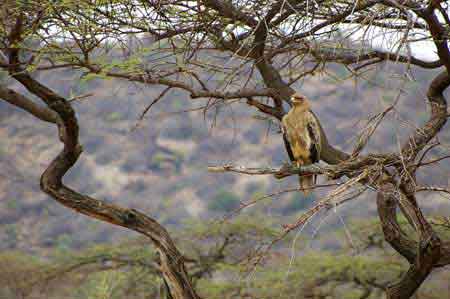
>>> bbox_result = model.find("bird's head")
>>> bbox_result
[291,93,308,106]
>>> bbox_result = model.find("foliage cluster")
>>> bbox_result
[1,216,449,299]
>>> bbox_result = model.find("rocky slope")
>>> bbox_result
[1,63,449,253]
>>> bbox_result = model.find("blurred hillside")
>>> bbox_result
[1,62,450,253]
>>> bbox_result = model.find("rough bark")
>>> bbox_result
[0,85,59,124]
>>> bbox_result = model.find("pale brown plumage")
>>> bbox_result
[282,93,321,195]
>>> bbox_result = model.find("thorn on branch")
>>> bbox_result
[68,93,94,103]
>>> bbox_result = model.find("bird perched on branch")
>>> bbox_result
[282,93,322,194]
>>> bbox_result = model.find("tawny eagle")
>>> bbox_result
[281,93,321,194]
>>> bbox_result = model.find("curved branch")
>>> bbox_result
[310,47,443,69]
[201,0,258,27]
[373,14,450,298]
[0,85,59,124]
[376,44,450,299]
[419,5,450,73]
[246,97,284,120]
[86,67,275,100]
[376,181,446,299]
[377,182,417,264]
[401,71,449,164]
[6,45,199,299]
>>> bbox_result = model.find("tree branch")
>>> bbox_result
[0,85,59,124]
[310,47,443,69]
[201,0,258,27]
[208,163,326,177]
[246,97,284,120]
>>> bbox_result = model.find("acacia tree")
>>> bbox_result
[1,0,450,298]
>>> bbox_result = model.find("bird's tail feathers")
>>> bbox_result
[299,175,314,195]
[295,161,314,195]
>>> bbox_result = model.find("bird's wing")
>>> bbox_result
[283,132,296,162]
[281,116,295,162]
[306,111,321,163]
